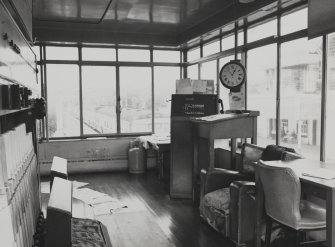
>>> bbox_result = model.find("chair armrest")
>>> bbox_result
[201,168,252,197]
[229,181,256,245]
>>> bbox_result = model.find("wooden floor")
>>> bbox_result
[67,170,234,247]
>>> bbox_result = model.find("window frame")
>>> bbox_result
[40,45,181,140]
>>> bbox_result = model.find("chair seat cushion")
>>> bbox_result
[297,200,326,230]
[200,188,230,236]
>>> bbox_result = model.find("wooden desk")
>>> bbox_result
[255,159,335,247]
[191,111,259,201]
[136,134,170,179]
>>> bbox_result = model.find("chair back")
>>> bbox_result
[239,143,264,173]
[258,160,301,229]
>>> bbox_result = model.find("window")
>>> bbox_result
[238,31,244,46]
[82,48,116,61]
[247,44,277,146]
[154,66,179,133]
[203,40,220,57]
[47,65,80,137]
[200,60,217,92]
[187,47,200,61]
[280,37,322,159]
[82,66,117,134]
[118,49,150,62]
[153,50,180,63]
[119,67,152,133]
[281,8,307,36]
[187,64,198,79]
[325,32,335,162]
[248,19,277,43]
[46,46,78,60]
[221,34,235,51]
[300,120,308,137]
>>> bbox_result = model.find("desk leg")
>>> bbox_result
[231,138,237,170]
[326,189,335,247]
[156,150,162,179]
[255,171,264,247]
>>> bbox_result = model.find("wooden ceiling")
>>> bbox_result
[32,0,284,46]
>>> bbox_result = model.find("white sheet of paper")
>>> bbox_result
[72,180,89,189]
[73,188,107,203]
[176,78,193,94]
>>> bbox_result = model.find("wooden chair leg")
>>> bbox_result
[265,217,272,247]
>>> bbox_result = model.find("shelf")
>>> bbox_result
[0,106,33,117]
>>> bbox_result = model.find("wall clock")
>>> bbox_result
[219,60,246,90]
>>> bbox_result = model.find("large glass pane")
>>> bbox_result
[325,33,335,162]
[120,67,152,133]
[281,8,307,36]
[248,19,277,43]
[221,34,234,51]
[82,66,116,134]
[187,47,200,61]
[247,44,277,147]
[187,64,198,79]
[82,48,116,61]
[280,38,322,159]
[118,49,150,62]
[201,60,217,92]
[238,30,244,46]
[46,46,78,60]
[154,67,179,133]
[203,40,220,57]
[47,65,80,137]
[153,50,180,63]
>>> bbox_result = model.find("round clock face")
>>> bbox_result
[219,61,246,89]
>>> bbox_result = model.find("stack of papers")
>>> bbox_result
[302,168,335,180]
[73,187,127,216]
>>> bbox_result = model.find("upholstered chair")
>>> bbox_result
[257,160,326,247]
[200,143,300,246]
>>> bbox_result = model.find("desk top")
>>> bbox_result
[136,134,170,150]
[260,159,335,190]
[191,111,259,123]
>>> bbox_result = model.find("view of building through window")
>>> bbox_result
[47,64,80,137]
[325,32,335,162]
[82,66,117,134]
[154,66,180,133]
[247,44,277,147]
[120,67,152,133]
[280,37,322,159]
[187,64,198,79]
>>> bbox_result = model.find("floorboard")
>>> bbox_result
[68,171,234,247]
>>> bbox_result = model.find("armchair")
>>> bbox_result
[200,143,264,238]
[199,143,300,246]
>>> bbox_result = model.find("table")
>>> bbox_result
[254,159,335,247]
[191,111,259,201]
[135,134,170,179]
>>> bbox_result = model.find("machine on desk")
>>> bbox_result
[170,94,218,199]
